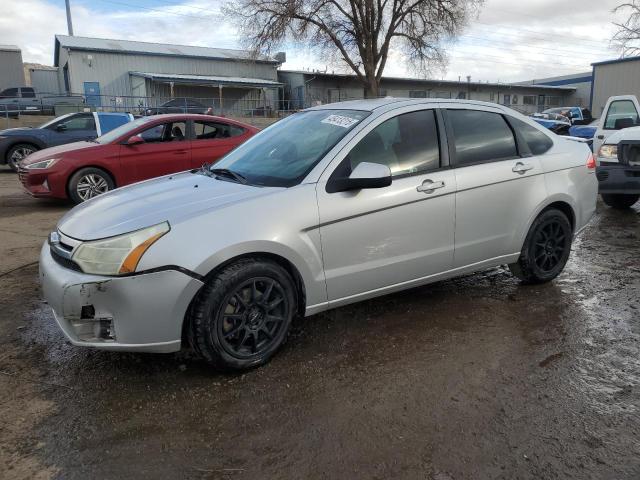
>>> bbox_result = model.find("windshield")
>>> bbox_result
[38,113,75,129]
[211,109,370,187]
[95,116,154,144]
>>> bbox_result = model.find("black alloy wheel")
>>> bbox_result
[218,277,289,359]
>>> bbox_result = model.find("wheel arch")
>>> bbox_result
[65,164,117,198]
[518,196,577,251]
[4,139,44,163]
[181,251,308,347]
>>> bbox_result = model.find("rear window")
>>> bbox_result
[509,117,553,155]
[448,109,517,165]
[21,88,35,98]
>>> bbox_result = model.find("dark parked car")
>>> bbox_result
[18,114,258,203]
[0,112,133,171]
[143,98,209,116]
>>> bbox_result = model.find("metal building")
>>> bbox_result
[515,72,593,108]
[279,70,577,114]
[591,56,640,117]
[25,64,60,94]
[53,35,284,115]
[0,45,25,91]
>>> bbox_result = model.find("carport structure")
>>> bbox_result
[129,71,283,116]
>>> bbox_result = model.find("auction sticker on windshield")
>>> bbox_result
[321,114,360,128]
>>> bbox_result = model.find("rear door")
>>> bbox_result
[444,106,548,267]
[189,119,248,168]
[118,120,191,184]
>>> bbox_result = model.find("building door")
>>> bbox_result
[537,94,545,112]
[83,82,101,108]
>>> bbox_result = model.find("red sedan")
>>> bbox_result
[18,114,259,203]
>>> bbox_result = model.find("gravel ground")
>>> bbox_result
[0,167,638,480]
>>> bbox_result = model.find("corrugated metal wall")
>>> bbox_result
[30,69,60,94]
[0,49,25,90]
[592,61,640,117]
[65,49,279,98]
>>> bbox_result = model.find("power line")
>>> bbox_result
[83,0,218,20]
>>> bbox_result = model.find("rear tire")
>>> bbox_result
[188,258,296,371]
[68,167,115,204]
[6,143,38,171]
[509,209,572,284]
[601,193,639,209]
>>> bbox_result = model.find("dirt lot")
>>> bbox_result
[0,167,639,480]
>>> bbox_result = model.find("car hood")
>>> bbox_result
[601,126,640,145]
[0,127,35,135]
[57,171,282,240]
[21,141,101,165]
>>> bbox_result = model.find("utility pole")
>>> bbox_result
[65,0,74,36]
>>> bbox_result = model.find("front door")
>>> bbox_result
[316,107,456,305]
[48,113,98,145]
[444,107,547,267]
[119,120,191,184]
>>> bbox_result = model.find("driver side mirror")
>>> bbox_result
[55,124,67,132]
[125,135,145,146]
[328,162,392,193]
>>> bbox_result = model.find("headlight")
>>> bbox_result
[72,222,169,275]
[24,158,60,170]
[598,144,617,159]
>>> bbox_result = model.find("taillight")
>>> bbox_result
[586,153,596,169]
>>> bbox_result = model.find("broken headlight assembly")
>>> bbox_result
[72,222,169,275]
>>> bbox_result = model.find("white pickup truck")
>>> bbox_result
[593,95,640,209]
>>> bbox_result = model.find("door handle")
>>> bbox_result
[596,135,605,139]
[416,179,445,193]
[512,162,533,174]
[173,150,188,155]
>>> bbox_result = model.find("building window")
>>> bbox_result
[503,94,511,105]
[523,95,536,105]
[546,96,561,106]
[409,90,427,98]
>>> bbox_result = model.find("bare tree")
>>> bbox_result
[613,1,640,57]
[225,0,483,97]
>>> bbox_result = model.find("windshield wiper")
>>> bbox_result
[210,167,247,185]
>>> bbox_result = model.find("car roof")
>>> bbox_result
[307,97,518,114]
[136,113,259,129]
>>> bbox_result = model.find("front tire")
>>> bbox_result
[6,143,38,171]
[509,209,573,284]
[68,167,114,204]
[188,258,297,371]
[601,193,639,209]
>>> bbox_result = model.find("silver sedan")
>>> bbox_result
[40,98,598,370]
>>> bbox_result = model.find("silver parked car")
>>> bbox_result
[40,98,598,370]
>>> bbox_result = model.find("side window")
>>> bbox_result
[448,109,518,166]
[58,114,96,131]
[0,88,19,98]
[346,109,440,177]
[604,100,639,130]
[21,88,36,98]
[193,121,244,140]
[139,122,187,143]
[509,117,553,155]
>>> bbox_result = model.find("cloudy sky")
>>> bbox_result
[0,0,626,83]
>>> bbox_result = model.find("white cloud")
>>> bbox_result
[0,0,627,82]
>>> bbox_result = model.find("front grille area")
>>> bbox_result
[51,248,82,272]
[17,167,28,186]
[596,170,609,182]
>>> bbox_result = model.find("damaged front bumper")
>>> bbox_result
[39,242,204,353]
